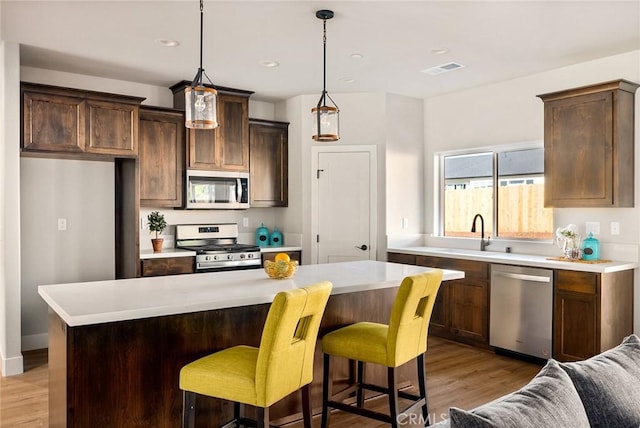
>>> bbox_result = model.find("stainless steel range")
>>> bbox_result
[175,223,261,272]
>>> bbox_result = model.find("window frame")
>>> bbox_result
[436,140,551,242]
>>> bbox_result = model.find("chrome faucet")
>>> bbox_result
[471,214,491,251]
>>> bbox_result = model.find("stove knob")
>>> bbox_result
[247,253,253,259]
[205,256,210,261]
[227,254,233,260]
[240,254,245,259]
[212,255,218,261]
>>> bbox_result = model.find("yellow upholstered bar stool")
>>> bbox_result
[180,281,332,428]
[321,270,443,428]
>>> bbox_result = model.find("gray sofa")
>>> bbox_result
[432,334,640,428]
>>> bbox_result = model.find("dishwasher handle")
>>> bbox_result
[493,271,551,283]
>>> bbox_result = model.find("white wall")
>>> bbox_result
[21,66,173,107]
[424,50,640,332]
[20,158,115,350]
[0,41,24,376]
[385,94,425,238]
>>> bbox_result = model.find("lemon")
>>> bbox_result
[274,253,290,263]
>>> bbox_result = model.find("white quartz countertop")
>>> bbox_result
[388,246,638,273]
[38,260,463,327]
[139,248,196,260]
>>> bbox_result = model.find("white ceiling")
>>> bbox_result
[2,1,639,102]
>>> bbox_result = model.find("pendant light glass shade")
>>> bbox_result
[185,0,218,130]
[185,85,218,129]
[312,104,339,142]
[312,9,339,142]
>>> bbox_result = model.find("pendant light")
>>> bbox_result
[185,0,218,129]
[312,9,340,142]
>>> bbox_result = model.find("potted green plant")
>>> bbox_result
[147,211,167,253]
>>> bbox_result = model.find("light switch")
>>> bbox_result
[57,218,67,231]
[402,218,409,229]
[243,217,249,228]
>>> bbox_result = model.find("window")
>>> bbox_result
[440,146,553,240]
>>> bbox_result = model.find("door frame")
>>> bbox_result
[311,145,378,264]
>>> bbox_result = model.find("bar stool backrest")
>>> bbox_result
[256,281,333,406]
[387,270,443,367]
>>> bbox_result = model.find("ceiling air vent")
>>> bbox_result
[421,62,465,76]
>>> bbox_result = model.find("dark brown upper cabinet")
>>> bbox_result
[84,99,138,157]
[21,82,144,158]
[139,107,185,207]
[170,82,252,172]
[537,80,639,207]
[249,119,289,207]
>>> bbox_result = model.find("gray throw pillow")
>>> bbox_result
[559,334,640,428]
[449,359,589,428]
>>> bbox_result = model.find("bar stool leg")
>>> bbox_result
[321,353,331,428]
[417,353,430,426]
[182,391,196,428]
[256,407,269,428]
[388,367,399,428]
[356,360,365,408]
[302,384,312,428]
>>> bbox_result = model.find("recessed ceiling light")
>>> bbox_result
[155,38,180,47]
[259,60,280,68]
[341,78,356,84]
[350,53,363,59]
[431,48,449,55]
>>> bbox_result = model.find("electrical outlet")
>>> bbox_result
[402,218,409,229]
[243,217,249,228]
[611,222,620,235]
[585,222,600,235]
[57,218,67,231]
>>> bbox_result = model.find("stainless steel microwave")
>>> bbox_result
[185,170,250,209]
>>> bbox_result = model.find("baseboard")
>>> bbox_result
[1,351,24,377]
[22,333,48,351]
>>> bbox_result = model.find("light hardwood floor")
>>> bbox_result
[0,338,540,427]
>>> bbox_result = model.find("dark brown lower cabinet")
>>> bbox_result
[140,257,195,277]
[387,252,489,347]
[553,269,633,362]
[386,252,416,265]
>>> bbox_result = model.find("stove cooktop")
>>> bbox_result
[178,243,261,254]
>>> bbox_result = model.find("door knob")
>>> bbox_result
[355,244,368,251]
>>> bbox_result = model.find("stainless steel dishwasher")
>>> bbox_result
[490,264,553,359]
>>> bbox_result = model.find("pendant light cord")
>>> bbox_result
[199,0,204,74]
[322,17,327,105]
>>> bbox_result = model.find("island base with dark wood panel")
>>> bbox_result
[48,287,426,427]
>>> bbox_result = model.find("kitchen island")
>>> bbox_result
[39,260,463,428]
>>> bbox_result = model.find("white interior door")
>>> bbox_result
[314,149,376,263]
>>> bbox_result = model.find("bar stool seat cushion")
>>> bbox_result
[323,271,441,368]
[322,322,389,366]
[180,345,259,406]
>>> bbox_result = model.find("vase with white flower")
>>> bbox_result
[555,224,581,259]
